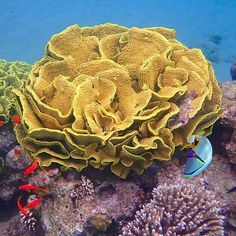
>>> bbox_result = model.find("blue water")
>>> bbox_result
[0,0,235,81]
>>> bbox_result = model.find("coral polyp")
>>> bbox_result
[14,23,223,178]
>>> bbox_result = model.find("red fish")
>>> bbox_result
[19,184,49,195]
[0,120,5,126]
[14,148,22,156]
[23,157,39,175]
[11,114,21,126]
[25,198,42,210]
[17,196,28,217]
[19,184,46,192]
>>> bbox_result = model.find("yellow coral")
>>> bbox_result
[15,23,223,178]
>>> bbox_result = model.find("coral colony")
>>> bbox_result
[120,184,225,236]
[13,23,222,178]
[0,23,229,235]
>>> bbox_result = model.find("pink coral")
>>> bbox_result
[120,184,224,236]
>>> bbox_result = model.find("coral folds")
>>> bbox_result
[15,23,223,178]
[0,59,32,121]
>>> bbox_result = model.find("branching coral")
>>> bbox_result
[120,184,225,236]
[0,59,32,121]
[14,23,223,178]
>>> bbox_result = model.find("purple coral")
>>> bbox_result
[70,175,95,207]
[120,184,225,236]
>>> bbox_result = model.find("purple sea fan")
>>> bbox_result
[120,184,225,236]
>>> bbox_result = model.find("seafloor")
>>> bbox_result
[0,81,235,236]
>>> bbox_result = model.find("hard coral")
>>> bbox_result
[0,59,32,122]
[120,184,225,236]
[40,174,143,234]
[14,23,223,178]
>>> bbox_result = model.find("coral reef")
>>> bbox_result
[0,123,17,155]
[5,145,31,171]
[14,23,223,178]
[0,59,32,122]
[219,82,236,163]
[0,156,10,181]
[120,184,225,236]
[39,173,143,235]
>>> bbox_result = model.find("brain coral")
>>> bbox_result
[120,184,225,236]
[14,23,223,178]
[0,59,32,122]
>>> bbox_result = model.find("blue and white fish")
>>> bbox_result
[183,135,213,179]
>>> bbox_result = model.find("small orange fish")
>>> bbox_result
[19,184,49,195]
[23,157,39,175]
[11,114,21,126]
[14,148,22,156]
[19,184,46,191]
[25,198,42,210]
[0,120,5,126]
[17,196,28,217]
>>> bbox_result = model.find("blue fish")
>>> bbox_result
[226,186,236,193]
[183,135,213,179]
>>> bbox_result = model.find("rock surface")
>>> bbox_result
[219,82,236,163]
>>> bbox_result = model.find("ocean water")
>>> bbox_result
[0,0,235,82]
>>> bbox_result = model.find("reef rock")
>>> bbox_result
[40,173,144,235]
[0,124,17,155]
[5,145,31,171]
[219,82,236,163]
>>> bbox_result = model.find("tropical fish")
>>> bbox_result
[17,195,28,217]
[19,184,49,195]
[14,148,22,156]
[0,120,5,126]
[183,135,213,179]
[24,198,42,210]
[11,114,21,126]
[23,157,39,175]
[226,185,236,193]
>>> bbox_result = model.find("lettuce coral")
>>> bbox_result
[0,59,32,121]
[14,23,223,178]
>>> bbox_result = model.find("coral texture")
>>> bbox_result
[120,184,225,236]
[0,59,32,121]
[14,23,223,178]
[219,82,236,163]
[40,174,143,234]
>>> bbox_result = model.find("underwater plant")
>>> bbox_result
[0,59,32,122]
[120,184,225,236]
[14,23,223,178]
